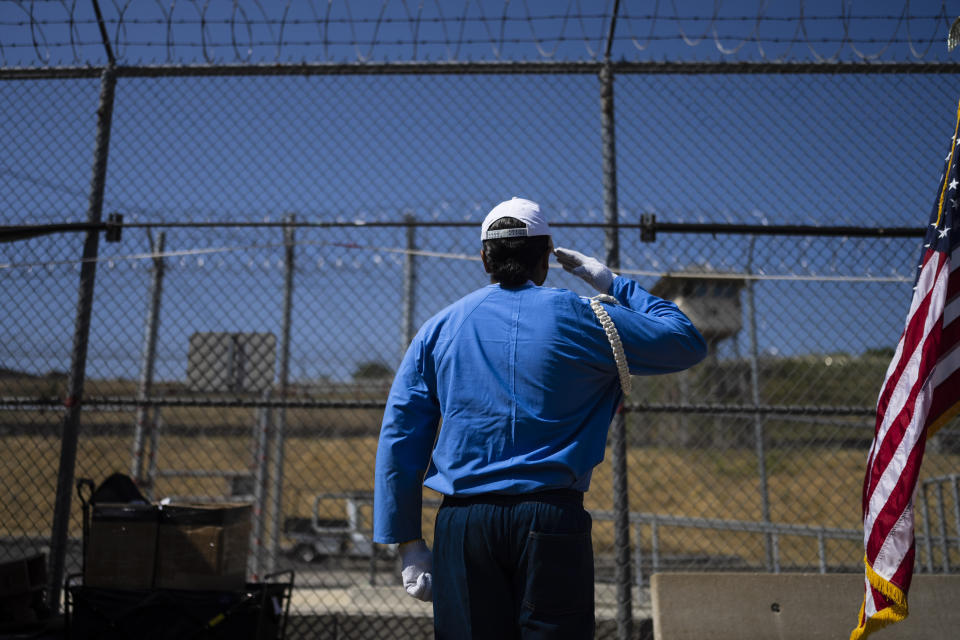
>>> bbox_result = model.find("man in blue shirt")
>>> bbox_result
[374,197,707,638]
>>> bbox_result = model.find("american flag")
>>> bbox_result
[851,103,960,640]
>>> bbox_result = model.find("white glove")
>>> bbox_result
[399,539,433,602]
[554,247,616,294]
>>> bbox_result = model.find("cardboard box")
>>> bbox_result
[84,503,159,589]
[154,503,252,591]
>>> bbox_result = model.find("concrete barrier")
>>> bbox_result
[651,572,960,640]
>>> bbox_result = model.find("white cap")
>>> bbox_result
[480,197,552,241]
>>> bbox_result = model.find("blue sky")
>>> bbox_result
[1,2,958,387]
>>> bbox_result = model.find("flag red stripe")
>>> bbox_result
[867,541,917,613]
[867,427,928,559]
[864,308,942,517]
[947,272,960,300]
[892,544,916,593]
[863,254,941,511]
[939,315,960,351]
[925,355,960,425]
[925,308,960,418]
[863,264,944,507]
[870,584,887,613]
[873,250,940,426]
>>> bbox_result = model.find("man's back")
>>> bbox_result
[420,282,622,496]
[373,198,707,638]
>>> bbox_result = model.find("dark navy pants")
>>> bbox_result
[432,489,595,639]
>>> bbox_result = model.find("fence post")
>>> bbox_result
[267,215,296,574]
[251,388,272,580]
[922,477,934,572]
[817,530,827,574]
[47,62,118,611]
[772,533,781,573]
[634,522,645,595]
[600,53,632,637]
[952,475,960,565]
[746,237,774,571]
[650,518,660,574]
[146,409,162,501]
[936,480,949,573]
[402,213,417,354]
[131,231,166,486]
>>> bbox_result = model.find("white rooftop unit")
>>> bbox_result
[650,268,746,342]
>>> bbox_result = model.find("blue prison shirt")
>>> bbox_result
[373,276,707,543]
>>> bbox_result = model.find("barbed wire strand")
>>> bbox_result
[671,0,718,48]
[3,1,953,66]
[0,238,915,283]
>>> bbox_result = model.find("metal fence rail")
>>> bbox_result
[920,474,960,574]
[621,512,862,579]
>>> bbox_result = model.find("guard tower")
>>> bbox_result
[651,267,748,448]
[650,267,747,349]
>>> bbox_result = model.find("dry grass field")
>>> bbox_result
[3,429,957,570]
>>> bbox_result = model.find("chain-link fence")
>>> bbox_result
[7,219,960,639]
[4,2,960,639]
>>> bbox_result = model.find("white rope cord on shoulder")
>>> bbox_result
[588,294,632,396]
